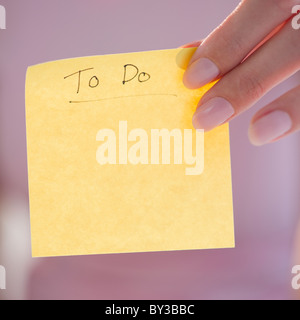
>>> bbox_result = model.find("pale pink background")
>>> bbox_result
[0,0,300,299]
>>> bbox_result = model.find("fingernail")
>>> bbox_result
[192,97,235,131]
[183,58,219,89]
[249,110,292,146]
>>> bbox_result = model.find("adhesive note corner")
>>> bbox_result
[25,48,235,257]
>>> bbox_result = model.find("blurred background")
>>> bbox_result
[0,0,300,300]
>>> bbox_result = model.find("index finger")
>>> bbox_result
[184,0,297,89]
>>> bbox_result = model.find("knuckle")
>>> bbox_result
[270,0,298,15]
[213,35,247,73]
[236,72,265,103]
[226,37,245,58]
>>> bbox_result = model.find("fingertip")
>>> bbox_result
[248,126,264,146]
[180,40,203,49]
[248,110,293,146]
[183,58,220,90]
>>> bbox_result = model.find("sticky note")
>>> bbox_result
[25,48,235,257]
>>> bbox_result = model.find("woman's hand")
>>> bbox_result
[183,0,300,146]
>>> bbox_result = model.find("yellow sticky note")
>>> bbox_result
[26,48,235,258]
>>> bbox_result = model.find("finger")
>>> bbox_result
[192,21,300,132]
[176,42,203,69]
[184,0,296,89]
[249,85,300,146]
[180,40,202,48]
